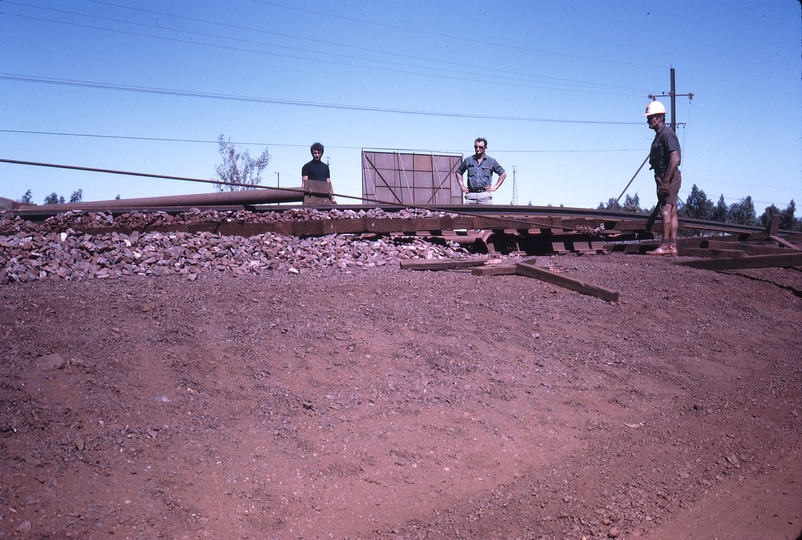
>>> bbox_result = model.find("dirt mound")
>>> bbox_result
[1,253,800,539]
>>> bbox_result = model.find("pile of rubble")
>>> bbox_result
[0,209,470,285]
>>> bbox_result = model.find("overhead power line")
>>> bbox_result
[0,129,647,153]
[82,0,651,95]
[4,157,793,211]
[0,8,646,96]
[251,0,666,70]
[0,73,642,125]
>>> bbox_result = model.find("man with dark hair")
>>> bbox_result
[644,101,681,256]
[456,138,506,205]
[302,142,335,203]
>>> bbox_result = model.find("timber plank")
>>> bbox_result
[416,217,443,233]
[515,261,619,302]
[766,214,781,236]
[679,248,746,259]
[323,217,367,234]
[367,218,410,233]
[272,222,293,236]
[216,222,271,237]
[471,265,518,276]
[698,239,792,255]
[769,236,801,250]
[187,223,219,234]
[400,259,487,271]
[611,219,649,231]
[292,220,325,236]
[680,253,802,270]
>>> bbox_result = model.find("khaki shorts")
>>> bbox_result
[655,171,681,205]
[465,192,493,205]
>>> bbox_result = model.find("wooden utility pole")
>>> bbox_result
[649,67,694,132]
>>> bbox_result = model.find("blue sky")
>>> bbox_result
[1,0,800,214]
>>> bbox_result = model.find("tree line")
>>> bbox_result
[599,185,800,231]
[19,189,84,205]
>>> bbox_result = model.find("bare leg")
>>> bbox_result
[648,203,679,256]
[660,204,672,244]
[661,203,678,255]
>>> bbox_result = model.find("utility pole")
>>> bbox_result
[511,165,518,205]
[276,172,280,188]
[649,67,694,132]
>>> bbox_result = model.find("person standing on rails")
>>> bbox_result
[645,101,682,256]
[302,142,336,203]
[456,138,507,205]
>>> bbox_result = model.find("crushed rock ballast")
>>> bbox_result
[0,208,471,285]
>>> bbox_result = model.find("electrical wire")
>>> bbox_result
[0,73,642,125]
[250,0,667,70]
[82,0,652,95]
[3,157,794,214]
[0,129,647,153]
[0,8,647,96]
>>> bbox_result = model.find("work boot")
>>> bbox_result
[648,245,673,256]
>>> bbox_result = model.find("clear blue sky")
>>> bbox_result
[1,0,800,214]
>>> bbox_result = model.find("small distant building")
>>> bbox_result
[361,149,463,206]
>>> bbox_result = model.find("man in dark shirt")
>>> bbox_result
[456,138,506,205]
[645,102,681,256]
[302,142,335,203]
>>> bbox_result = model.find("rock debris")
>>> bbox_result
[0,209,471,285]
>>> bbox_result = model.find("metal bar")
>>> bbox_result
[14,188,304,214]
[615,154,650,204]
[644,202,663,232]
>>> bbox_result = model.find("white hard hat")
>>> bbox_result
[644,101,667,117]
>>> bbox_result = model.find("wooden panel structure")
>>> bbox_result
[362,150,463,206]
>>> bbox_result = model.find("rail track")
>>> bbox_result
[6,198,800,262]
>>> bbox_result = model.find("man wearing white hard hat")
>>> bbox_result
[645,101,682,256]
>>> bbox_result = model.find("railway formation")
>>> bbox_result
[2,184,800,290]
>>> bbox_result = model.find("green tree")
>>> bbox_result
[598,198,622,211]
[680,184,714,220]
[621,193,643,213]
[19,189,33,204]
[44,193,65,205]
[69,189,83,203]
[727,196,759,226]
[779,200,797,231]
[712,195,728,222]
[213,134,271,192]
[760,204,781,229]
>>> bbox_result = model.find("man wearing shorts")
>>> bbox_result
[645,101,682,256]
[456,138,506,205]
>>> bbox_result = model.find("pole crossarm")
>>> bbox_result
[648,68,693,132]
